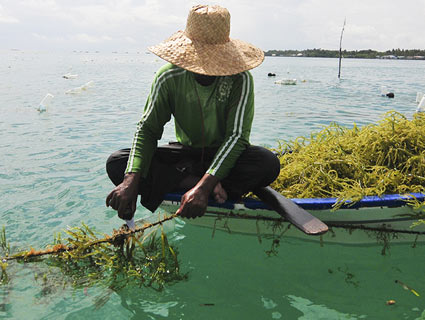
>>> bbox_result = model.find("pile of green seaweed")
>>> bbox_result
[271,111,425,209]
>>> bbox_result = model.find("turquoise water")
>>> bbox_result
[1,51,425,319]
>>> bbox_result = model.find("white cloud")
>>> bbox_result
[124,36,137,44]
[0,15,19,23]
[49,1,185,31]
[0,4,19,23]
[31,32,112,45]
[31,32,51,41]
[1,0,425,51]
[71,33,112,43]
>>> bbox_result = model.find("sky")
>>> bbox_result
[1,0,425,52]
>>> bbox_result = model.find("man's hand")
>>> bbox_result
[176,174,225,219]
[176,185,209,219]
[106,172,141,220]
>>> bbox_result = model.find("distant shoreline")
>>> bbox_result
[265,49,425,60]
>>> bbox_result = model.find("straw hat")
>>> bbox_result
[148,5,264,76]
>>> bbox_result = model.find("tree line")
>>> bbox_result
[265,49,425,59]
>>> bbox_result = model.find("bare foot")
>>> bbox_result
[213,182,227,203]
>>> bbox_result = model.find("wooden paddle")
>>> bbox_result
[253,186,328,235]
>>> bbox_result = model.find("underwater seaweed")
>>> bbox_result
[0,214,187,293]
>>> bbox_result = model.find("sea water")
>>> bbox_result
[1,51,425,319]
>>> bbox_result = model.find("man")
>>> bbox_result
[106,4,280,221]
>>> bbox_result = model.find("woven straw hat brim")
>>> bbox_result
[149,31,264,76]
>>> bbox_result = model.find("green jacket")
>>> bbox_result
[125,63,255,180]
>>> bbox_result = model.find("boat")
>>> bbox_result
[159,192,425,245]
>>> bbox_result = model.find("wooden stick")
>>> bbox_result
[3,214,177,261]
[338,18,346,79]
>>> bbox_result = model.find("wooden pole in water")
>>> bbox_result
[338,18,346,79]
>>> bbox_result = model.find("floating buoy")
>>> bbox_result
[62,73,78,79]
[417,96,425,113]
[275,79,297,85]
[65,81,94,94]
[37,93,54,112]
[380,86,394,98]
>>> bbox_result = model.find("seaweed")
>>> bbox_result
[0,214,187,293]
[0,227,10,285]
[265,238,280,257]
[337,265,360,288]
[271,111,425,211]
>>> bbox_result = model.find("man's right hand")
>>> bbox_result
[106,172,141,220]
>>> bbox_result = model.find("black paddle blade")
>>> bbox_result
[253,187,328,235]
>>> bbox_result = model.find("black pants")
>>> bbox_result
[106,143,280,212]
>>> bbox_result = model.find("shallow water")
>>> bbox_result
[1,51,425,319]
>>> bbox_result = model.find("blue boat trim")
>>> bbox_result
[163,192,425,211]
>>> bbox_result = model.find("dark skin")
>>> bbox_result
[193,73,216,86]
[106,72,227,220]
